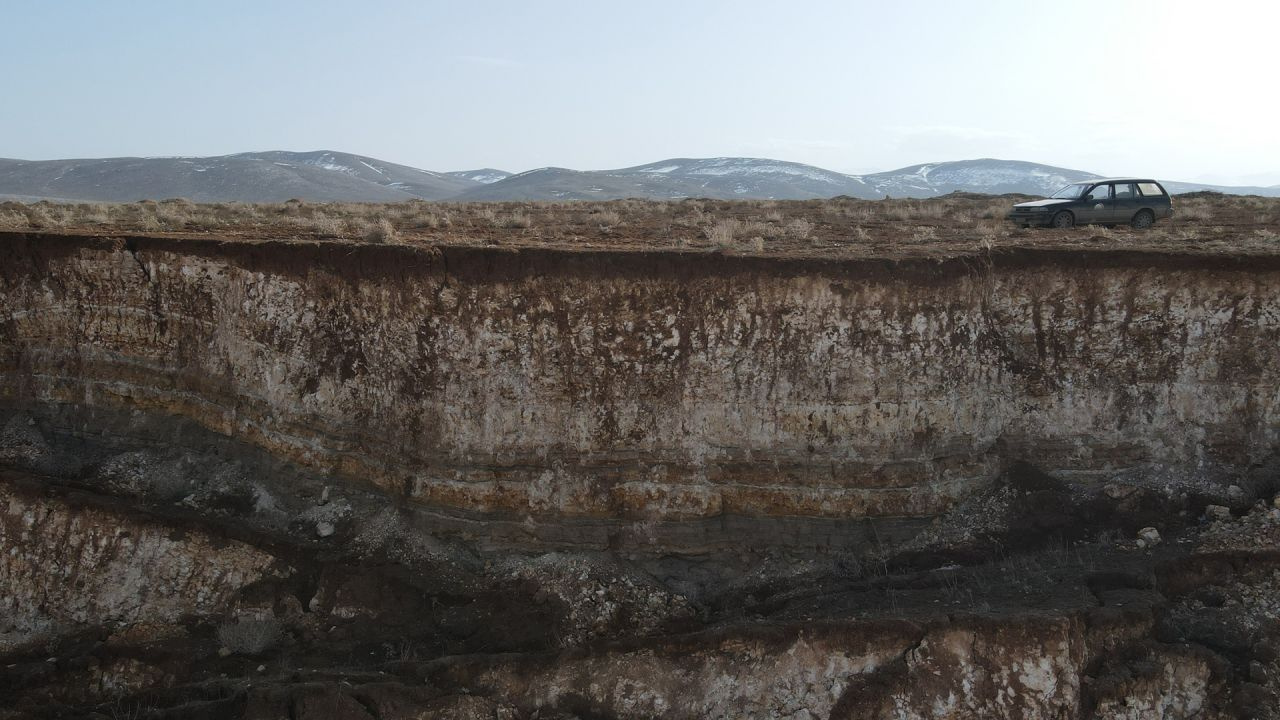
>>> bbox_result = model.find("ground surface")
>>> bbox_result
[1,192,1277,260]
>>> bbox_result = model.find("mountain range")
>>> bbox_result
[1,151,1275,203]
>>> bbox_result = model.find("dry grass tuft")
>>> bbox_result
[364,218,398,243]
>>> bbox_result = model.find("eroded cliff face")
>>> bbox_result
[2,231,1279,718]
[2,235,1277,535]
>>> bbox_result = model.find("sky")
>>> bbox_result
[2,0,1277,185]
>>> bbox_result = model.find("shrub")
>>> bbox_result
[785,218,813,240]
[364,218,398,243]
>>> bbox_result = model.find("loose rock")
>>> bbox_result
[1137,527,1161,547]
[316,521,335,538]
[1206,505,1232,522]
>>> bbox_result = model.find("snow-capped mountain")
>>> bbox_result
[858,159,1098,198]
[230,151,480,200]
[1,152,1276,203]
[455,157,872,201]
[461,157,1280,201]
[455,157,1108,201]
[617,157,869,199]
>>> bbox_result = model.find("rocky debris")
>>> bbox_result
[316,521,335,538]
[1198,500,1280,553]
[497,554,695,647]
[1136,527,1162,548]
[0,415,51,472]
[1206,504,1233,522]
[896,483,1015,554]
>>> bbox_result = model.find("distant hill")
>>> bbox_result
[1,151,1275,202]
[0,151,482,203]
[859,159,1099,198]
[445,169,513,184]
[1158,180,1280,196]
[452,158,874,201]
[444,157,1280,201]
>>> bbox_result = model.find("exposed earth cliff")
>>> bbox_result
[2,227,1279,718]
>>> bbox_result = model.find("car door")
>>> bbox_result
[1078,183,1113,223]
[1112,182,1141,225]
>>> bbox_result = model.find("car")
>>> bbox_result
[1008,178,1173,229]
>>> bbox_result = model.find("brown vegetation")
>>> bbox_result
[0,192,1277,259]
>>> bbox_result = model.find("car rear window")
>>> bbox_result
[1137,182,1165,197]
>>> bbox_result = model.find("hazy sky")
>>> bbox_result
[4,0,1277,185]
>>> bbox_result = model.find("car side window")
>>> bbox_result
[1137,182,1164,197]
[1116,183,1137,199]
[1086,184,1112,202]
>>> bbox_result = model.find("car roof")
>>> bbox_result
[1076,178,1161,184]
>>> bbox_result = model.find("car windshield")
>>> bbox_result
[1049,183,1088,199]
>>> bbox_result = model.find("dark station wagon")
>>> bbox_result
[1009,178,1173,229]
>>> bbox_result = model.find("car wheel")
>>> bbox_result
[1051,211,1074,229]
[1131,210,1154,229]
